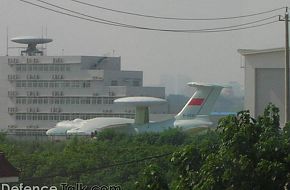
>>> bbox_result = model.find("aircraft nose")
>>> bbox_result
[46,128,57,135]
[46,127,69,136]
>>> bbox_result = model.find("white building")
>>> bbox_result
[238,48,286,124]
[0,38,166,137]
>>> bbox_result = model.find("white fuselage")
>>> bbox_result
[63,115,212,136]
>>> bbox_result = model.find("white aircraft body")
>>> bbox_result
[46,82,226,136]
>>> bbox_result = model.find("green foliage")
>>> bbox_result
[134,128,188,146]
[0,128,194,189]
[3,104,289,189]
[136,164,169,190]
[96,128,127,142]
[0,132,6,143]
[171,145,201,190]
[158,128,187,145]
[172,103,290,190]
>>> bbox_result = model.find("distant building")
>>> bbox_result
[238,48,286,123]
[0,152,19,183]
[0,37,166,138]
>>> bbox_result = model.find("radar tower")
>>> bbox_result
[11,36,52,56]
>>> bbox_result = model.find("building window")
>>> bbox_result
[65,81,70,88]
[44,98,48,104]
[60,65,65,71]
[14,80,95,89]
[49,82,54,88]
[8,58,19,64]
[53,58,63,63]
[80,98,86,104]
[43,115,48,120]
[60,98,65,104]
[133,80,140,86]
[55,65,59,72]
[75,98,80,104]
[82,81,91,88]
[103,97,109,104]
[71,98,76,104]
[27,82,32,87]
[16,81,21,87]
[16,65,21,72]
[60,115,65,121]
[16,115,21,120]
[38,65,43,71]
[108,98,114,104]
[33,98,37,104]
[111,80,118,86]
[50,65,54,71]
[44,82,48,88]
[22,82,26,88]
[49,98,54,104]
[33,65,38,71]
[16,98,21,104]
[21,65,26,71]
[55,98,60,104]
[38,98,43,104]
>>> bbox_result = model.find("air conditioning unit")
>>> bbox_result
[8,125,17,129]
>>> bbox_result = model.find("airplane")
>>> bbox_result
[46,82,228,137]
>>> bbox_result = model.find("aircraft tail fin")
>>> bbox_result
[175,82,227,120]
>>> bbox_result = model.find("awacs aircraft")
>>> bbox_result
[46,82,227,137]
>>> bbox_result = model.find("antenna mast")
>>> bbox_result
[45,26,48,55]
[285,7,289,124]
[6,27,9,56]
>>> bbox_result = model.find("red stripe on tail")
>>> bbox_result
[189,98,204,106]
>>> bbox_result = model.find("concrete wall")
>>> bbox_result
[0,57,15,132]
[242,49,286,124]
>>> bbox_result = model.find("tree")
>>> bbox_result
[135,164,169,190]
[172,104,290,189]
[1,128,185,188]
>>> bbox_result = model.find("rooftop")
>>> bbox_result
[238,47,285,55]
[0,152,20,178]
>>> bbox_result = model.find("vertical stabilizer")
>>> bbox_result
[175,82,225,120]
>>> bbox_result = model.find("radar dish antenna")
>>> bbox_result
[11,36,52,56]
[114,97,167,125]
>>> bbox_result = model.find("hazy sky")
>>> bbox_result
[1,0,289,93]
